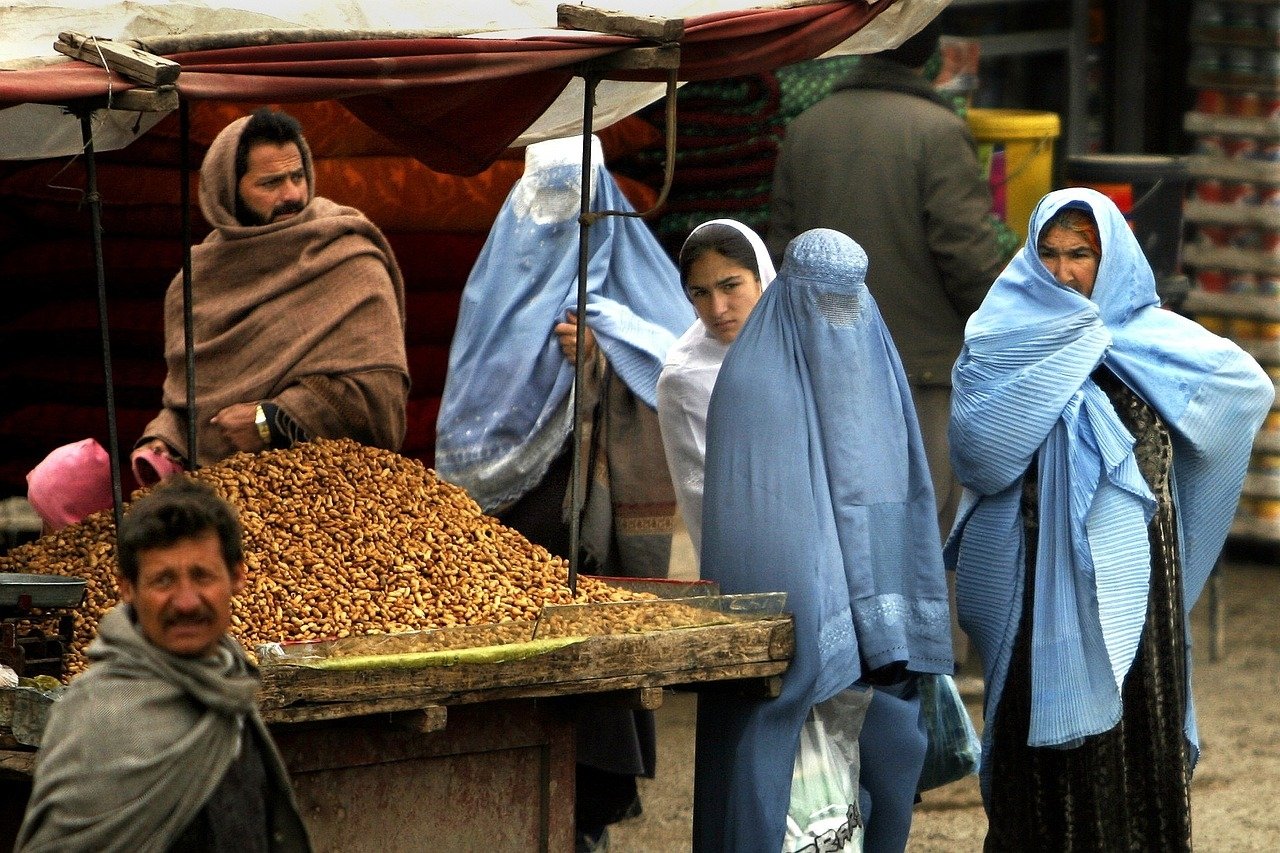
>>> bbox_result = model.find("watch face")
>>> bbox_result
[255,406,271,444]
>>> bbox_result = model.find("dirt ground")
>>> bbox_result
[609,555,1280,852]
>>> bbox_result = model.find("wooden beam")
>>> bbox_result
[389,706,449,734]
[557,4,684,41]
[690,675,783,701]
[257,618,794,711]
[95,86,179,114]
[0,748,36,778]
[263,695,449,725]
[592,45,681,72]
[577,686,666,710]
[55,31,180,87]
[62,86,179,117]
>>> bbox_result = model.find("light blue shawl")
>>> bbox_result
[694,228,953,852]
[947,188,1271,783]
[434,135,694,511]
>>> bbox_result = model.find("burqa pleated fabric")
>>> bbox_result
[695,228,954,852]
[947,188,1272,801]
[434,135,694,513]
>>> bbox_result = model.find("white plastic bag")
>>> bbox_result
[783,687,870,853]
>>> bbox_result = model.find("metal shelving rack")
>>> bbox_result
[946,0,1094,155]
[1181,0,1280,545]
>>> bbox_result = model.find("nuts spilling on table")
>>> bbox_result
[1,438,668,677]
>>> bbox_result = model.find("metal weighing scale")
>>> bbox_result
[0,573,87,680]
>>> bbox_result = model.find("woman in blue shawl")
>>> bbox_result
[947,188,1272,849]
[697,228,954,852]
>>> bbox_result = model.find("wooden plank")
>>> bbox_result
[55,32,180,87]
[576,686,666,710]
[0,749,35,778]
[557,5,684,41]
[382,660,787,708]
[109,87,179,113]
[593,45,681,72]
[262,695,448,726]
[263,618,793,706]
[389,706,448,733]
[258,617,794,711]
[69,86,179,115]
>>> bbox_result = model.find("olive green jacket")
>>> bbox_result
[767,57,1005,387]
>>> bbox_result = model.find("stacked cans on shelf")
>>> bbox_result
[1185,0,1280,539]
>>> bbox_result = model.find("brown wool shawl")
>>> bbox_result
[576,353,677,579]
[141,115,409,465]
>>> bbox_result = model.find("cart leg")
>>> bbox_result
[1208,558,1226,662]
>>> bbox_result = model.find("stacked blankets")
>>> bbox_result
[620,55,861,255]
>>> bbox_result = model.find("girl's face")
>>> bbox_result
[685,249,763,345]
[1038,225,1100,298]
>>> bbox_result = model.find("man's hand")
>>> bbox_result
[554,311,596,364]
[211,403,267,452]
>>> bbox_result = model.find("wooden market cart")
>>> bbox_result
[0,610,793,851]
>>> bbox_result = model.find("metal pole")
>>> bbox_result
[568,72,602,596]
[1111,0,1147,152]
[179,99,198,468]
[1065,0,1091,156]
[79,111,125,533]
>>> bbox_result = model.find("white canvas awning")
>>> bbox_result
[0,0,948,165]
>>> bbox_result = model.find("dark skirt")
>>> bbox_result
[984,368,1193,852]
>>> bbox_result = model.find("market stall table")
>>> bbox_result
[0,604,793,851]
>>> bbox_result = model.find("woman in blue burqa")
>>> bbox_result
[947,187,1272,850]
[697,228,955,852]
[434,134,694,849]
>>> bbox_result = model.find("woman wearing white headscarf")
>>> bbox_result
[657,220,776,554]
[948,188,1272,849]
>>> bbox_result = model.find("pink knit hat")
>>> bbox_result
[26,439,115,532]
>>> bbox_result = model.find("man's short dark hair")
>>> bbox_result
[117,479,244,584]
[880,19,942,69]
[234,108,306,186]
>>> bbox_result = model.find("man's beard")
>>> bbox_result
[235,198,306,227]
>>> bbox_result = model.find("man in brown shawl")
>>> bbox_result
[131,108,409,477]
[17,478,311,852]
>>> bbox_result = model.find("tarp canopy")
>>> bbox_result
[0,0,947,172]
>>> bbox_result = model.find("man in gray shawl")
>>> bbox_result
[17,478,311,852]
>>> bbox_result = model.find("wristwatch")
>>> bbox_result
[254,404,272,446]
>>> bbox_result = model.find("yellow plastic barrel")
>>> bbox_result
[966,108,1061,241]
